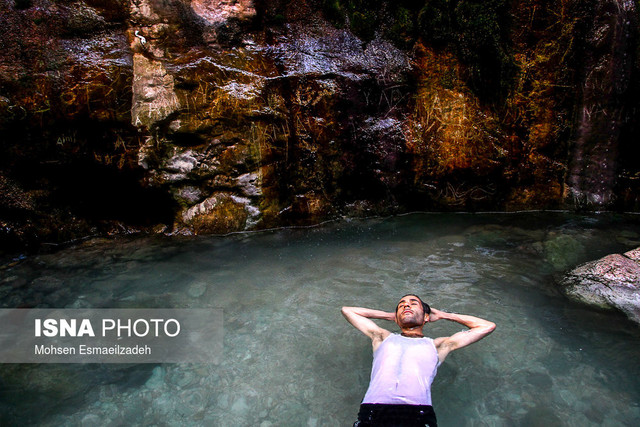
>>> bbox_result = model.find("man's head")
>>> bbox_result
[395,294,430,329]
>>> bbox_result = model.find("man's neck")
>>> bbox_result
[400,327,424,338]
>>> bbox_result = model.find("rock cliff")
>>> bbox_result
[1,0,639,250]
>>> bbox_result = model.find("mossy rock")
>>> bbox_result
[543,233,585,271]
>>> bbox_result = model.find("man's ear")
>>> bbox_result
[424,313,430,323]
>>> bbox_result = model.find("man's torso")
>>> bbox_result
[362,334,439,406]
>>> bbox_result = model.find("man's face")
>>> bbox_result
[395,295,428,328]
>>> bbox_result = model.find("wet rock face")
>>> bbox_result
[565,0,638,209]
[128,5,417,232]
[559,248,640,324]
[1,0,640,249]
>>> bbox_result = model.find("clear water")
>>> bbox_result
[1,212,640,426]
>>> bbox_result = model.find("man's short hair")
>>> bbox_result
[397,294,431,315]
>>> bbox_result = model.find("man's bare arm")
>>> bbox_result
[341,307,394,349]
[430,308,495,363]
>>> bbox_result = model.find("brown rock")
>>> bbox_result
[180,192,259,234]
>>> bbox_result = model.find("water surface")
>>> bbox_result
[1,212,640,426]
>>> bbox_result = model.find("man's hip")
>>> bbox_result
[354,403,437,427]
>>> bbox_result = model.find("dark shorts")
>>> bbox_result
[354,403,438,427]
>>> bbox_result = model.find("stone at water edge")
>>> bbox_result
[558,248,640,325]
[624,247,640,262]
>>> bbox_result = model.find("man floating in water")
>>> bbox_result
[342,294,495,426]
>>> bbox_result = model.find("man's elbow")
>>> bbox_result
[485,322,496,334]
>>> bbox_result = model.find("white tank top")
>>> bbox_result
[362,334,440,405]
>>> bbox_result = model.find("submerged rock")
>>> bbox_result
[543,233,585,271]
[558,248,640,324]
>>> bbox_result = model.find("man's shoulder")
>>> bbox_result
[432,336,446,347]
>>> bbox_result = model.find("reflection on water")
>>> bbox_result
[1,212,640,426]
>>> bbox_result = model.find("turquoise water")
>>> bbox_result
[1,212,640,426]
